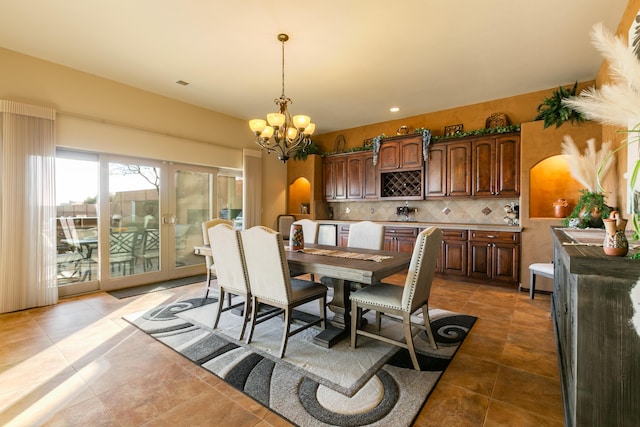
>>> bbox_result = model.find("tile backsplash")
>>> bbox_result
[321,198,520,226]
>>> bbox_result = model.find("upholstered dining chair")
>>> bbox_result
[208,223,252,340]
[292,219,319,244]
[201,218,232,298]
[322,220,386,291]
[350,226,442,371]
[277,214,296,241]
[347,220,385,251]
[291,218,320,280]
[241,226,327,358]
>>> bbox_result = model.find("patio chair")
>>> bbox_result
[350,226,442,370]
[241,226,327,358]
[109,230,137,276]
[141,228,160,271]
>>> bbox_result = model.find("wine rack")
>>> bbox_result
[381,170,423,198]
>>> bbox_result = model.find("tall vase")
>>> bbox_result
[290,223,304,251]
[603,211,628,256]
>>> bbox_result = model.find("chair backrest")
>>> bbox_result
[59,217,75,249]
[201,218,232,266]
[109,231,137,255]
[348,221,385,250]
[142,228,160,252]
[208,223,250,295]
[241,226,291,304]
[293,219,319,244]
[64,217,82,249]
[277,214,296,239]
[402,227,442,312]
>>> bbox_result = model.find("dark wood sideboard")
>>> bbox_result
[551,227,640,427]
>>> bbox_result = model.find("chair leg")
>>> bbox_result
[279,308,292,358]
[246,296,259,344]
[530,269,536,299]
[204,268,212,299]
[403,312,420,371]
[213,288,225,329]
[238,296,250,341]
[350,302,360,349]
[421,305,438,350]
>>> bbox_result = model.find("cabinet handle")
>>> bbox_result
[486,235,496,239]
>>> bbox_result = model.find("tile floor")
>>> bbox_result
[0,276,563,426]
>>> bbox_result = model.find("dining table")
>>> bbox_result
[194,242,412,348]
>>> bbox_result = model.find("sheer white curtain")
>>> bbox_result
[0,100,57,313]
[243,149,262,229]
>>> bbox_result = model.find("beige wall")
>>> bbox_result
[0,47,287,226]
[314,82,595,153]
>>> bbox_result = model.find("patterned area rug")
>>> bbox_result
[125,297,476,427]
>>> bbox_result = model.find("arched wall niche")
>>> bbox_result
[529,154,583,218]
[288,177,311,215]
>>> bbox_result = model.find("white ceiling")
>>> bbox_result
[0,0,629,134]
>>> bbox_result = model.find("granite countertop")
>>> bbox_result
[315,219,522,232]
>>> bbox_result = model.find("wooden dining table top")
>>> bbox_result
[194,243,412,284]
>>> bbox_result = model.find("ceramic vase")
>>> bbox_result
[290,223,304,251]
[603,211,628,256]
[552,198,570,218]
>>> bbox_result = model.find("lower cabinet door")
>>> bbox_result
[468,242,491,280]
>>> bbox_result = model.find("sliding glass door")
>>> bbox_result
[56,150,231,294]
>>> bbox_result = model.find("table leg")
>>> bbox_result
[313,278,352,348]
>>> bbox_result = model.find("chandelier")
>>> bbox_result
[249,34,315,163]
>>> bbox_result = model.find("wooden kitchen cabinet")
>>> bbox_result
[378,135,423,171]
[346,154,364,199]
[379,135,425,200]
[425,144,447,197]
[337,224,350,247]
[323,155,347,200]
[472,134,520,197]
[425,141,471,198]
[467,230,519,284]
[437,229,468,277]
[383,227,417,253]
[426,132,519,199]
[324,151,377,201]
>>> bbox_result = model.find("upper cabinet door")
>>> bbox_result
[378,143,399,170]
[472,138,496,196]
[425,144,447,197]
[495,135,520,196]
[400,138,422,169]
[346,155,364,199]
[447,142,472,197]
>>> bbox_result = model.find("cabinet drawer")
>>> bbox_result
[441,229,468,241]
[385,226,418,237]
[469,230,520,243]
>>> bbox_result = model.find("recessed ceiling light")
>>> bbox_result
[390,107,400,112]
[176,80,189,86]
